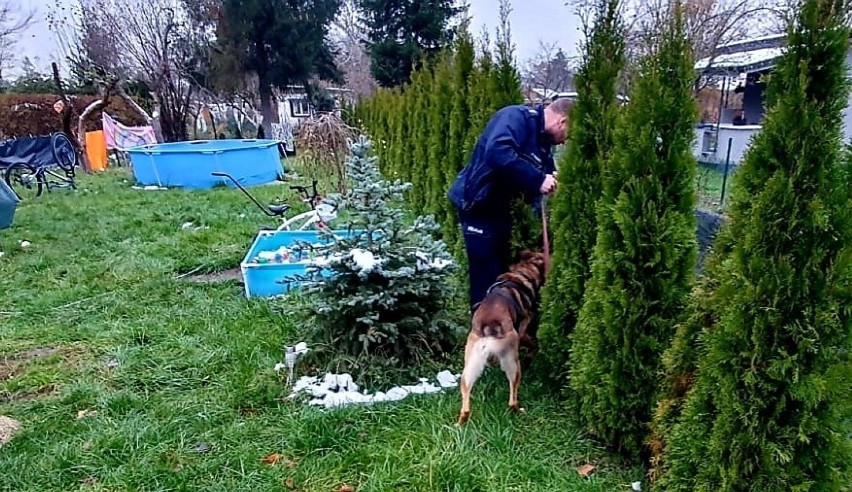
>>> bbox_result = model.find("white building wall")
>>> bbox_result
[842,49,852,145]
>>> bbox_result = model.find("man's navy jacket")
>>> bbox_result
[448,104,555,229]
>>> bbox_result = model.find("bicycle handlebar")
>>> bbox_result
[289,180,320,207]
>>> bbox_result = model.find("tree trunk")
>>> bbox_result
[258,71,278,136]
[51,62,75,143]
[157,93,189,143]
[77,82,117,173]
[117,86,154,127]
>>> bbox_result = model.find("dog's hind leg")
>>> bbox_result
[457,335,487,426]
[500,331,524,414]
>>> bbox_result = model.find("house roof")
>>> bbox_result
[694,32,789,75]
[694,47,785,75]
[551,91,630,102]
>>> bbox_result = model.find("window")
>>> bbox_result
[701,130,716,153]
[290,99,311,117]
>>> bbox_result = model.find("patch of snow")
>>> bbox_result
[278,343,460,409]
[436,370,458,388]
[288,361,460,409]
[351,248,381,273]
[181,221,209,232]
[131,185,168,191]
[414,251,453,271]
[694,47,783,72]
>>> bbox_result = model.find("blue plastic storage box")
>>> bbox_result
[0,178,19,230]
[240,229,364,298]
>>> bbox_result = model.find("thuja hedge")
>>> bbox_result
[350,23,539,261]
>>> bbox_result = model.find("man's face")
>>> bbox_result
[547,115,568,145]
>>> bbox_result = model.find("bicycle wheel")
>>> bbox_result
[4,163,43,200]
[51,132,77,172]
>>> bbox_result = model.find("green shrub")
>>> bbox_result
[536,0,626,385]
[654,1,852,489]
[567,3,698,461]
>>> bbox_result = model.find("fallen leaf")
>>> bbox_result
[577,463,596,477]
[262,453,283,465]
[283,457,297,469]
[76,409,98,420]
[337,485,355,492]
[283,477,297,490]
[79,476,98,485]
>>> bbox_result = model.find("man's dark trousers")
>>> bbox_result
[459,214,511,312]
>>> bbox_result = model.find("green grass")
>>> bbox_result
[0,168,642,491]
[696,163,736,211]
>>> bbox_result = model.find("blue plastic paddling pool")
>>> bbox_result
[126,139,285,189]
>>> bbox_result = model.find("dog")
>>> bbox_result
[456,251,548,426]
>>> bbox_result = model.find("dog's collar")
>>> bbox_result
[488,279,535,309]
[485,280,525,322]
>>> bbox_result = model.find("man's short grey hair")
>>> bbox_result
[547,97,574,116]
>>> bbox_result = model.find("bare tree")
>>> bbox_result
[522,40,576,99]
[331,0,377,100]
[51,0,204,142]
[569,0,784,92]
[0,1,36,80]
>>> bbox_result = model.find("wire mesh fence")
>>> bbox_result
[696,158,737,211]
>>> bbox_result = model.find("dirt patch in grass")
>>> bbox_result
[0,345,88,403]
[0,385,57,404]
[181,267,244,284]
[0,347,61,381]
[0,415,21,447]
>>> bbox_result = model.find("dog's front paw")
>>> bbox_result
[455,411,470,427]
[509,404,526,414]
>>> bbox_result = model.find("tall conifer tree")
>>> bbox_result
[427,53,455,217]
[568,2,698,461]
[537,0,626,384]
[409,63,433,213]
[655,1,852,488]
[442,24,476,254]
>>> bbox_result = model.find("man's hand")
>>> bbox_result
[540,174,558,195]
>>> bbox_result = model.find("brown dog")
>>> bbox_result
[456,251,547,426]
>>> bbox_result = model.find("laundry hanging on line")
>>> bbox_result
[102,112,157,151]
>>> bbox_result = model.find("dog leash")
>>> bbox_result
[541,194,551,274]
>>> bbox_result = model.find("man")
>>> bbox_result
[448,97,572,311]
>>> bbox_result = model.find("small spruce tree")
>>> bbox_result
[537,0,626,385]
[567,2,698,461]
[655,0,852,488]
[294,135,459,385]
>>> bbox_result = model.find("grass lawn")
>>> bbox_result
[696,163,736,211]
[1,167,643,491]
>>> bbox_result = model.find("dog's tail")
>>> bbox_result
[480,323,507,338]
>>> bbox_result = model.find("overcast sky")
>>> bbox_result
[11,0,583,78]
